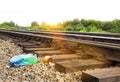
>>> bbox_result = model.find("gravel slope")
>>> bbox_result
[0,36,82,82]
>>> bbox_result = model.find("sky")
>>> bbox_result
[0,0,120,26]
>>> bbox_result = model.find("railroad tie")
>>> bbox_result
[51,54,82,62]
[55,59,112,73]
[81,67,120,82]
[34,50,74,56]
[23,45,42,48]
[15,42,34,46]
[24,48,55,52]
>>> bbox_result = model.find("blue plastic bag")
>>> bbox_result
[9,53,38,66]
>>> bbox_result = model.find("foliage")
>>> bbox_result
[109,19,120,33]
[0,19,120,33]
[31,21,39,27]
[0,21,19,29]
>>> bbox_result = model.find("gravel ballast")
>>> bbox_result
[0,36,82,82]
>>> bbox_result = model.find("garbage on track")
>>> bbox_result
[9,53,38,66]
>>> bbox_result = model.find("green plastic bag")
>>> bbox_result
[23,58,38,64]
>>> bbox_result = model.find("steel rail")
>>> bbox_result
[0,30,120,49]
[0,30,120,44]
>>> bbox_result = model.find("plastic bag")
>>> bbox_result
[9,53,38,66]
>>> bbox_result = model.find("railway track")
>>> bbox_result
[0,29,120,82]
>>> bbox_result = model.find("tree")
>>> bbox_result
[0,21,19,29]
[102,21,112,30]
[71,18,81,26]
[31,21,39,27]
[63,20,72,28]
[110,19,120,33]
[81,19,103,29]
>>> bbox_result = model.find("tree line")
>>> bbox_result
[0,19,120,33]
